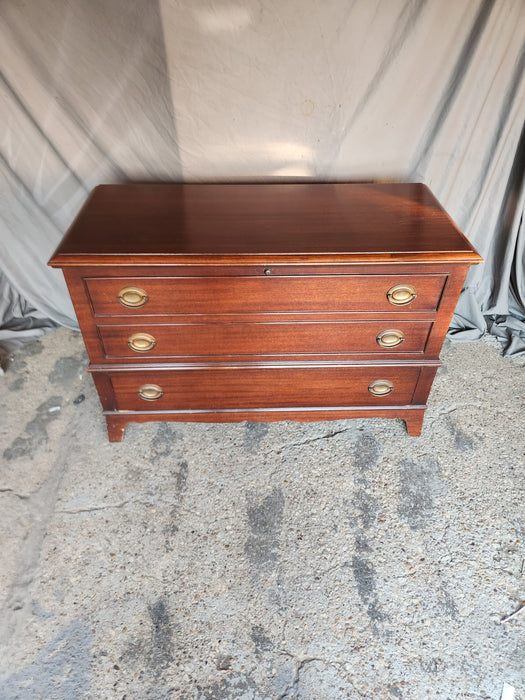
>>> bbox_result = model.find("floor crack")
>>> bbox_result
[276,653,345,698]
[0,488,29,500]
[57,499,154,514]
[276,427,352,454]
[277,657,321,699]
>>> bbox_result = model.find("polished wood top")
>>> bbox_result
[49,183,482,266]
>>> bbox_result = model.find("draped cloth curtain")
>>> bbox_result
[1,0,524,359]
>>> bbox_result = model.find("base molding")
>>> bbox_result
[104,406,426,441]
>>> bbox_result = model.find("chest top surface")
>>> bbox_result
[48,182,481,267]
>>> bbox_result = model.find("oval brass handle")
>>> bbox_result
[376,329,405,348]
[368,379,394,397]
[118,286,149,308]
[138,384,163,401]
[128,332,157,353]
[387,284,417,306]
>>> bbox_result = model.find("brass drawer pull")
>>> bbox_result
[118,286,148,308]
[264,267,273,276]
[138,384,163,401]
[368,379,394,397]
[387,284,417,306]
[376,329,405,348]
[128,332,157,352]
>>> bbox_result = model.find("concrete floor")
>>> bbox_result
[0,327,523,700]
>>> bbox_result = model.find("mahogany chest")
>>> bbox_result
[48,183,482,441]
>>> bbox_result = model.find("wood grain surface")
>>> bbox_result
[85,274,446,315]
[97,320,432,359]
[107,365,423,411]
[49,183,482,265]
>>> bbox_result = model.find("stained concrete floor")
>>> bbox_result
[0,327,523,700]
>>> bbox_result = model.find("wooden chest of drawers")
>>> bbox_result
[49,183,481,441]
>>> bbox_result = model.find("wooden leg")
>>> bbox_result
[404,411,424,437]
[106,416,126,442]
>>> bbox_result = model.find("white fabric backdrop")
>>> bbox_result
[1,0,524,355]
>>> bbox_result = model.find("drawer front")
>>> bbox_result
[110,366,421,411]
[98,321,432,358]
[85,275,446,315]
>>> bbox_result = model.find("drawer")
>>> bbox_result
[85,274,446,315]
[98,321,433,358]
[109,365,421,411]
